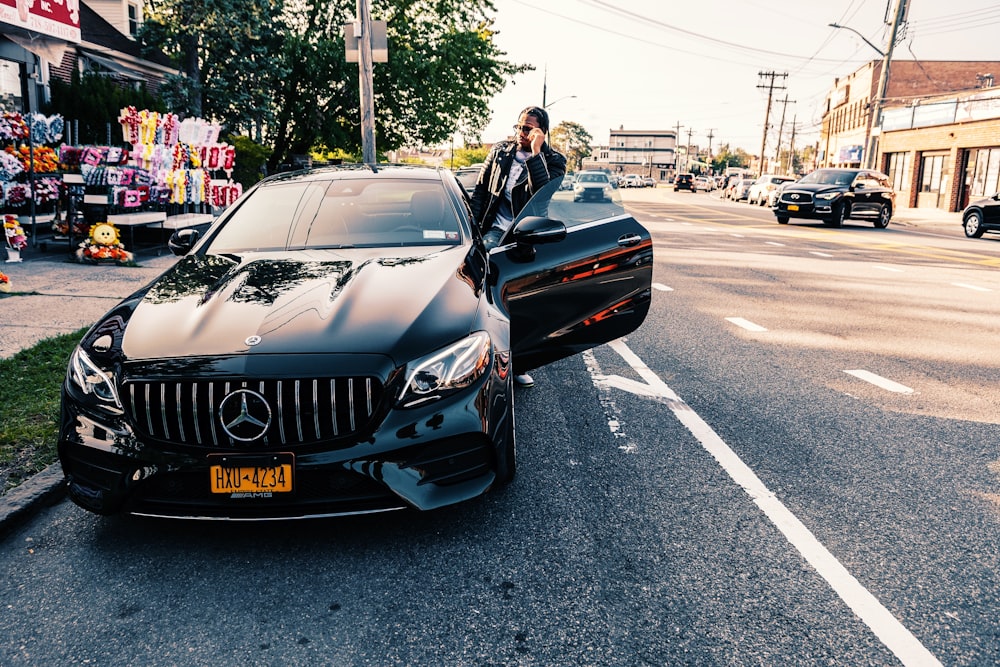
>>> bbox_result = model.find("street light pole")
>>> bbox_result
[830,0,907,170]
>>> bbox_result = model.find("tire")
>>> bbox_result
[776,215,789,224]
[874,205,891,229]
[825,203,846,227]
[964,211,986,238]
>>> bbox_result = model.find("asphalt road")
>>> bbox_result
[1,189,998,665]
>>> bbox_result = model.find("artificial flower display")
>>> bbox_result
[76,221,134,265]
[4,214,27,250]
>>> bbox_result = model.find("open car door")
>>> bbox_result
[488,178,653,373]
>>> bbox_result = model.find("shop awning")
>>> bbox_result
[81,52,147,81]
[4,34,68,67]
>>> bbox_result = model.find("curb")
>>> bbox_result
[0,463,67,538]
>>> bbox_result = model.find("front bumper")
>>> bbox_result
[58,359,512,520]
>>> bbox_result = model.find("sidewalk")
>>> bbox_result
[1,248,181,534]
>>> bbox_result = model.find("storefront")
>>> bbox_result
[878,88,1000,212]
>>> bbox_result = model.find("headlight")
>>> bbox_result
[398,332,492,408]
[815,192,841,201]
[68,346,123,412]
[573,183,584,193]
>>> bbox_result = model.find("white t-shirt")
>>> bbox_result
[493,150,531,232]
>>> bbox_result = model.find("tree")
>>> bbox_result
[45,70,166,144]
[140,0,528,171]
[549,121,592,172]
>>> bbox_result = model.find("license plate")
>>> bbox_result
[787,204,799,211]
[209,454,293,494]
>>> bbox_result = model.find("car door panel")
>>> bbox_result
[490,214,653,373]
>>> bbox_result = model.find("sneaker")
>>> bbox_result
[514,373,534,387]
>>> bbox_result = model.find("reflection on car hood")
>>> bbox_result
[120,247,481,363]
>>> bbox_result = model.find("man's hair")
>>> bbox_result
[520,105,549,132]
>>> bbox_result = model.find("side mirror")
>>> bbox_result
[168,228,200,256]
[511,216,567,245]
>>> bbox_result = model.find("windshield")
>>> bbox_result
[206,178,464,252]
[576,172,609,183]
[508,174,626,237]
[798,170,855,186]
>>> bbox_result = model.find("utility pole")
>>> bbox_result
[787,115,797,175]
[673,121,683,173]
[705,128,715,168]
[686,127,694,173]
[774,94,795,174]
[357,0,375,165]
[756,71,787,177]
[866,0,907,170]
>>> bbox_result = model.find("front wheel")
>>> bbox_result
[964,211,986,238]
[825,203,846,227]
[873,205,892,229]
[776,215,789,224]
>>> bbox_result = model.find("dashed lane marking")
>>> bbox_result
[844,369,914,394]
[726,317,768,332]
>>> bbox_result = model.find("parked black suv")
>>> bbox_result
[674,173,694,192]
[773,168,895,228]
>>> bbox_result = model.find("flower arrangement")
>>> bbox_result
[4,144,61,173]
[76,222,134,265]
[4,214,27,250]
[0,270,10,293]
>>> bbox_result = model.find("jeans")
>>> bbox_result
[482,226,506,250]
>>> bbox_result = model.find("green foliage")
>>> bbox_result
[549,121,593,172]
[228,134,272,187]
[0,329,85,492]
[450,145,488,168]
[45,71,166,145]
[141,0,528,171]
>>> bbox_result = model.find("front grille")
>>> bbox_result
[780,191,814,204]
[124,377,384,448]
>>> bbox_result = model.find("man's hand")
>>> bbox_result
[528,128,545,155]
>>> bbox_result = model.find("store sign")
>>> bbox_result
[838,145,863,163]
[0,0,81,43]
[956,92,1000,122]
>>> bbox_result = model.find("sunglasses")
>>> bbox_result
[512,124,539,134]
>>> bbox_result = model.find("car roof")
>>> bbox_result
[262,163,451,185]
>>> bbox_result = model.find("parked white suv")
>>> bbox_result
[747,174,795,206]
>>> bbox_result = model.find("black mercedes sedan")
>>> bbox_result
[773,168,895,228]
[58,165,653,520]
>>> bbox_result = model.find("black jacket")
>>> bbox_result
[471,139,567,234]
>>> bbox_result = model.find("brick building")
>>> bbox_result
[820,60,1000,211]
[581,128,677,182]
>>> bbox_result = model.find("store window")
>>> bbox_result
[0,59,23,111]
[886,152,911,192]
[918,153,950,208]
[970,148,1000,198]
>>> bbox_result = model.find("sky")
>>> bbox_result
[477,0,1000,155]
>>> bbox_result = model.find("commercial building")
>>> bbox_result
[820,60,1000,211]
[582,128,677,182]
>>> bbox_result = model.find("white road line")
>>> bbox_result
[652,283,674,292]
[765,241,786,247]
[874,265,904,273]
[844,370,914,394]
[726,317,768,332]
[731,233,746,238]
[952,282,992,292]
[600,339,942,667]
[810,251,835,258]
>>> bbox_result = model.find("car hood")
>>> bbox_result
[783,183,844,195]
[119,247,482,364]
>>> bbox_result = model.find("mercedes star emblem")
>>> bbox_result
[246,335,262,346]
[218,389,272,441]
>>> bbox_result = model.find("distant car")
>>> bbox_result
[574,170,614,202]
[730,178,755,201]
[621,174,643,188]
[674,173,695,191]
[961,192,1000,238]
[454,164,483,194]
[766,179,794,207]
[773,168,895,228]
[560,173,576,190]
[693,176,712,192]
[747,174,795,206]
[642,176,655,188]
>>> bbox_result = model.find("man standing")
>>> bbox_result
[471,105,566,388]
[472,105,567,249]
